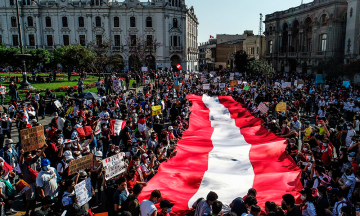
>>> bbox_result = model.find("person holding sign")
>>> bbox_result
[89,151,103,206]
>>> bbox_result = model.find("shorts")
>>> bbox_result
[25,182,36,201]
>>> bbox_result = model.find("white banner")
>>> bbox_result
[75,178,92,207]
[102,153,126,180]
[230,73,234,77]
[203,84,210,90]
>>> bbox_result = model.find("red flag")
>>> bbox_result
[176,64,182,70]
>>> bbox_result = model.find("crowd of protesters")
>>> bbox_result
[0,68,359,216]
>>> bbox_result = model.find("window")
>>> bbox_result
[11,17,17,28]
[130,35,136,46]
[23,0,31,5]
[47,35,53,46]
[12,35,19,46]
[146,17,152,28]
[78,17,84,27]
[320,34,327,51]
[93,0,102,6]
[173,18,178,28]
[29,34,35,46]
[79,35,86,46]
[96,35,102,45]
[114,17,119,27]
[147,35,153,46]
[130,17,136,28]
[10,0,14,6]
[269,41,273,53]
[63,35,69,46]
[95,16,101,27]
[27,16,33,27]
[45,17,51,27]
[0,35,2,44]
[62,17,68,28]
[114,35,121,46]
[171,36,180,46]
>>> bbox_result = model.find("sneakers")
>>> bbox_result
[5,208,17,215]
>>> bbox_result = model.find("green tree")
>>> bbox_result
[234,50,253,73]
[248,60,275,88]
[0,45,21,70]
[25,48,51,70]
[51,45,96,71]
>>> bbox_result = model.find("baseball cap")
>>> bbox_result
[160,199,174,209]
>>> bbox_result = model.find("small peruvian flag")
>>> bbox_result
[210,35,214,39]
[176,64,182,70]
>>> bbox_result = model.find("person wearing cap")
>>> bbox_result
[140,189,162,216]
[315,186,329,216]
[32,196,58,216]
[36,158,60,199]
[325,189,347,216]
[57,150,74,178]
[1,113,12,140]
[338,162,356,199]
[298,188,316,216]
[158,199,174,216]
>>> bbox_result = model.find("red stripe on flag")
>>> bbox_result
[138,95,213,215]
[218,96,302,206]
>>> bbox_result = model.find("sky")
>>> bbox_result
[187,0,314,44]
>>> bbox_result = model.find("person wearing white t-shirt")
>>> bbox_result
[140,190,162,216]
[99,108,110,124]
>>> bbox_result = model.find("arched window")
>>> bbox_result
[146,17,152,28]
[95,16,101,27]
[11,17,17,28]
[173,18,178,28]
[130,17,136,27]
[27,16,33,27]
[114,17,119,27]
[45,16,51,27]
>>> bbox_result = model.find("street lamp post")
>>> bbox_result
[15,0,33,90]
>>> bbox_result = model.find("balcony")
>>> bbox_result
[26,46,36,49]
[288,52,297,57]
[170,46,183,53]
[45,46,54,51]
[111,46,124,52]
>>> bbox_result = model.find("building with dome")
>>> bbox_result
[264,0,360,74]
[0,0,199,71]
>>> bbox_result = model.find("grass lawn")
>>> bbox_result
[3,87,99,104]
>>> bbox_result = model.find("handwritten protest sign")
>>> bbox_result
[230,80,238,87]
[0,86,6,95]
[219,83,225,88]
[230,76,234,80]
[20,126,45,152]
[243,86,250,91]
[102,153,126,180]
[222,77,226,83]
[258,102,269,114]
[152,105,162,116]
[185,75,189,80]
[75,177,92,207]
[68,154,93,175]
[173,85,180,91]
[141,67,148,72]
[275,102,287,112]
[281,83,287,89]
[203,84,210,90]
[238,80,242,85]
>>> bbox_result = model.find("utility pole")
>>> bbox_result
[14,0,33,90]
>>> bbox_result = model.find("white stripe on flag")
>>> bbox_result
[188,95,255,207]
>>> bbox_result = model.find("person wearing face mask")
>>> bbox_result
[120,121,132,145]
[325,189,347,216]
[281,194,301,216]
[158,199,175,216]
[345,123,356,148]
[0,139,18,171]
[90,151,104,205]
[285,138,298,161]
[298,188,316,216]
[279,121,290,137]
[140,190,162,216]
[346,152,359,174]
[113,177,130,215]
[140,154,157,182]
[36,159,60,201]
[315,186,329,216]
[57,150,74,179]
[100,123,111,158]
[338,162,356,199]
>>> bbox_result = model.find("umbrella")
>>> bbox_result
[78,92,101,100]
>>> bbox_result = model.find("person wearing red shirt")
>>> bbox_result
[46,123,58,140]
[320,139,333,167]
[348,152,359,174]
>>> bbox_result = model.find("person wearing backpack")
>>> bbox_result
[0,167,16,215]
[19,144,48,216]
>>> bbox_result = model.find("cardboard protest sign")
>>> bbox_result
[20,126,46,152]
[275,102,287,112]
[230,80,238,87]
[203,84,210,90]
[219,83,225,88]
[68,154,93,175]
[222,77,226,83]
[102,153,126,180]
[173,85,180,91]
[297,80,304,86]
[15,179,30,196]
[258,102,269,114]
[152,105,162,116]
[75,177,92,207]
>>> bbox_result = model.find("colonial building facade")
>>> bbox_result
[0,0,199,71]
[264,0,360,74]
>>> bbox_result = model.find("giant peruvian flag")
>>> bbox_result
[139,95,302,214]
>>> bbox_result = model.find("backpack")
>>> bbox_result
[27,166,39,182]
[0,177,15,197]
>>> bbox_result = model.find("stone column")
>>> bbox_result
[35,14,42,48]
[103,14,109,39]
[86,14,93,44]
